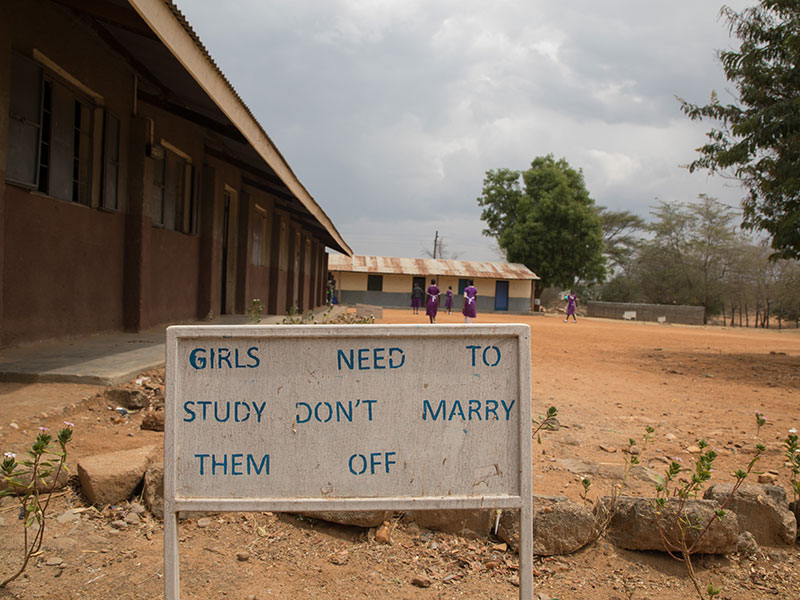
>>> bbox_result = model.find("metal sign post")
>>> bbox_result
[165,324,532,599]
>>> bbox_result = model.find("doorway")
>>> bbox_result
[494,280,509,311]
[220,187,237,315]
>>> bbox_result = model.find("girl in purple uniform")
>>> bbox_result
[462,280,477,323]
[444,286,453,314]
[425,279,440,324]
[564,290,577,323]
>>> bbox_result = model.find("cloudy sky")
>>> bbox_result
[178,0,750,261]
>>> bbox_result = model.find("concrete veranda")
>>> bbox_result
[0,306,347,386]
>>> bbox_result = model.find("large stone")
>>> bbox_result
[141,410,165,432]
[600,496,738,554]
[142,459,164,519]
[498,495,597,556]
[301,510,391,528]
[105,388,149,410]
[408,509,494,539]
[703,484,797,546]
[77,445,158,506]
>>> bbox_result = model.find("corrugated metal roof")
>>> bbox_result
[329,255,539,280]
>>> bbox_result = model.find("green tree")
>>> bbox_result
[598,207,645,273]
[679,1,800,260]
[638,196,741,323]
[477,155,606,289]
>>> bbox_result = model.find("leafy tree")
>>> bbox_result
[638,196,741,322]
[477,155,606,289]
[679,1,800,260]
[597,207,646,273]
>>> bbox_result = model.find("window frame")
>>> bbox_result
[151,140,197,234]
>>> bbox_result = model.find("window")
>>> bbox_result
[458,278,470,294]
[367,274,383,291]
[6,52,119,208]
[6,54,42,187]
[251,205,270,266]
[152,143,196,233]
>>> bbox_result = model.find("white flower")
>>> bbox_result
[38,426,49,431]
[63,421,74,427]
[789,428,797,434]
[4,452,15,459]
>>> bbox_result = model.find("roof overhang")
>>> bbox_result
[54,0,351,255]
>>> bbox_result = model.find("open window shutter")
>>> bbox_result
[7,53,43,186]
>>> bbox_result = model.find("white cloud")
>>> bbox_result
[177,0,754,259]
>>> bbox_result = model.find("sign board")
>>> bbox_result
[164,324,532,599]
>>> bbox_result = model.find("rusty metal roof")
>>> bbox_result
[328,255,539,280]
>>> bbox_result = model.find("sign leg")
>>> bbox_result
[164,506,180,600]
[519,504,533,600]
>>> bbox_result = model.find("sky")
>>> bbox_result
[176,0,752,261]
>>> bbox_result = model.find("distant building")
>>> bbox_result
[328,255,539,313]
[0,0,351,348]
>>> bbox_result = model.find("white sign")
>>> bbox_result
[164,324,532,599]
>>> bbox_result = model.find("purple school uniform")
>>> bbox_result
[444,289,453,310]
[462,285,477,318]
[566,294,577,316]
[426,285,440,317]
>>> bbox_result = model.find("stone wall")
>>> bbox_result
[587,301,704,325]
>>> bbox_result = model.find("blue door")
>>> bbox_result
[494,281,509,311]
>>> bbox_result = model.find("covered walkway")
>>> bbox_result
[0,307,345,386]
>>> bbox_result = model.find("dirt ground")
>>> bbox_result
[1,310,799,599]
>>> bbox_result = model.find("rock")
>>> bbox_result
[236,551,250,562]
[492,542,507,552]
[56,509,79,524]
[507,575,520,587]
[105,388,148,410]
[77,445,159,506]
[758,473,778,484]
[411,576,431,588]
[738,531,760,556]
[130,502,147,515]
[45,556,63,567]
[703,484,797,546]
[375,521,391,544]
[124,512,141,525]
[9,422,19,429]
[665,433,677,441]
[110,519,127,529]
[141,410,165,432]
[687,445,702,453]
[554,458,599,476]
[50,537,77,552]
[600,496,738,554]
[301,510,391,528]
[197,517,212,528]
[600,445,617,453]
[408,509,494,539]
[142,460,164,519]
[498,496,597,556]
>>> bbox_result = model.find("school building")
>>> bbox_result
[0,0,351,349]
[328,255,539,313]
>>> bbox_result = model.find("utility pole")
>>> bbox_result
[433,230,439,259]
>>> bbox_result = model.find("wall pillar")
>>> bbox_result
[197,164,217,320]
[123,117,151,332]
[0,33,9,347]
